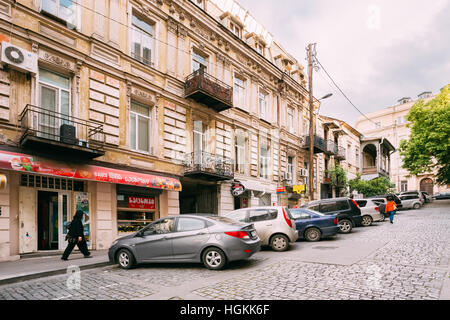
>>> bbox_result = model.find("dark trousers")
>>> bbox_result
[62,238,90,259]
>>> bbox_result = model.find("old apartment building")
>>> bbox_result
[355,92,449,195]
[0,0,321,261]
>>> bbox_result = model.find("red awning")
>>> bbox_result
[0,150,182,191]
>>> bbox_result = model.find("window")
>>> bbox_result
[190,0,205,10]
[226,210,247,223]
[248,209,277,222]
[143,218,175,235]
[233,76,246,110]
[131,12,154,66]
[396,116,406,125]
[130,101,151,153]
[287,156,294,182]
[259,137,270,179]
[287,107,294,133]
[235,131,246,174]
[193,120,207,152]
[42,0,76,26]
[401,181,408,192]
[38,68,71,140]
[177,218,206,232]
[355,200,367,208]
[192,50,208,72]
[259,90,269,121]
[230,21,242,38]
[256,42,264,56]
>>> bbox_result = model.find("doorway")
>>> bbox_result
[37,191,71,251]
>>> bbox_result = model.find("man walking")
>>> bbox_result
[385,195,397,224]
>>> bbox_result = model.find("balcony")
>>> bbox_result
[184,151,234,181]
[19,104,105,159]
[184,68,233,112]
[334,146,346,160]
[303,135,328,154]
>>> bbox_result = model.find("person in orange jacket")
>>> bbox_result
[385,195,397,224]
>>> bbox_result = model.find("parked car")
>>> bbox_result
[421,191,432,203]
[223,206,298,252]
[108,215,260,270]
[370,198,391,217]
[399,194,423,209]
[433,192,450,200]
[289,208,340,241]
[301,197,362,234]
[368,194,403,210]
[400,191,425,205]
[354,199,385,225]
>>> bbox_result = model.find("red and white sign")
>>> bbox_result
[128,197,155,210]
[0,150,182,191]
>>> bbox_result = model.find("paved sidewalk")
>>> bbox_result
[0,250,110,285]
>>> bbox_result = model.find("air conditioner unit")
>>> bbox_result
[282,171,292,181]
[1,41,38,75]
[298,168,309,177]
[60,124,77,145]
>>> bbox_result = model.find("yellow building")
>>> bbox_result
[355,93,450,195]
[0,0,316,261]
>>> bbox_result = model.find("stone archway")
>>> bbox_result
[420,178,434,195]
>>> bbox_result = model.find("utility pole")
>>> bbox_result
[307,43,315,201]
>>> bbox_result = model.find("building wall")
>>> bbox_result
[355,96,449,194]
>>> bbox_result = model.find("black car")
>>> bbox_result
[369,194,403,209]
[433,192,450,200]
[301,197,362,234]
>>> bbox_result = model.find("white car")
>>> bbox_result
[399,194,423,209]
[223,206,299,252]
[354,199,385,225]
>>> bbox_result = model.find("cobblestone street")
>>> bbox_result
[1,200,449,300]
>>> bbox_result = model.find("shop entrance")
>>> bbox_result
[179,180,218,214]
[37,191,71,251]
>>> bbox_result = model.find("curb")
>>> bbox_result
[0,261,112,286]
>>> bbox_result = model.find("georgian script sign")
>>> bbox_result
[128,197,155,210]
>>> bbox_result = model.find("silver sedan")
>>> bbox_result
[108,215,260,270]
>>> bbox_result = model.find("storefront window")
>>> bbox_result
[117,186,159,234]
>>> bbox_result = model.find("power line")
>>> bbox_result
[314,56,376,125]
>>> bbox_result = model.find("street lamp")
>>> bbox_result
[319,93,333,101]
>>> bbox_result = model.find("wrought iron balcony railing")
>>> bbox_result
[185,68,233,112]
[19,104,105,158]
[184,151,234,181]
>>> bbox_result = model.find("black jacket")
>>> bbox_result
[68,219,84,238]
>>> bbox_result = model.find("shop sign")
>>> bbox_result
[231,182,246,197]
[128,196,155,210]
[0,150,182,191]
[293,185,306,194]
[276,187,285,194]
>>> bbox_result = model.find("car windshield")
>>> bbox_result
[207,215,245,225]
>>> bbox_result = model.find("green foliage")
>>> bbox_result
[326,164,348,196]
[399,84,450,184]
[348,173,395,197]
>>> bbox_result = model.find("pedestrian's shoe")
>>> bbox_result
[84,255,93,258]
[61,257,68,261]
[390,221,393,224]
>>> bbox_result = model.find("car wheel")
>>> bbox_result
[362,215,373,227]
[270,234,289,251]
[413,203,421,209]
[202,247,227,270]
[117,249,135,270]
[304,228,322,242]
[338,219,353,234]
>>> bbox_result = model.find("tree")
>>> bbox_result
[348,174,395,197]
[326,164,348,196]
[399,85,450,184]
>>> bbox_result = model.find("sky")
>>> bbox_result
[238,0,450,127]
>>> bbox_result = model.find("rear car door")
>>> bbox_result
[248,209,277,243]
[171,217,210,260]
[135,218,176,261]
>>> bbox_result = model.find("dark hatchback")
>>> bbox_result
[301,197,362,234]
[369,194,403,209]
[290,208,340,241]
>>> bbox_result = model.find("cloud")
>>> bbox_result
[237,0,450,126]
